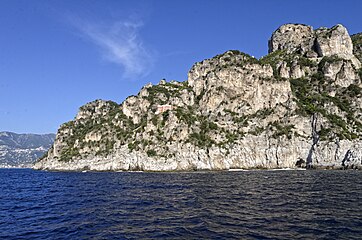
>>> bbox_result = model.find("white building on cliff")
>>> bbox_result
[155,105,172,114]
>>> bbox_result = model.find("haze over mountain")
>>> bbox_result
[0,132,55,168]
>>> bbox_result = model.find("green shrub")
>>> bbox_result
[146,149,157,157]
[318,55,343,70]
[128,141,140,151]
[269,122,294,139]
[318,127,331,141]
[346,84,361,97]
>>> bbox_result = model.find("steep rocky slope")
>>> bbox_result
[352,33,362,62]
[0,132,55,168]
[34,23,362,171]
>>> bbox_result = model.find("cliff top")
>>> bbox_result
[34,23,362,171]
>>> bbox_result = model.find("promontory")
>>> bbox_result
[34,23,362,171]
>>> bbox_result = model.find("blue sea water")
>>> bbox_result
[0,169,361,239]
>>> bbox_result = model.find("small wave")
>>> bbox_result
[268,168,306,171]
[228,169,249,172]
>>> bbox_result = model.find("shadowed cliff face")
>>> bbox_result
[352,33,362,62]
[34,23,362,171]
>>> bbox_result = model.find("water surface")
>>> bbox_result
[0,169,361,239]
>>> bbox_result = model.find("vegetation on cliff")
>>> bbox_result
[35,23,362,171]
[351,33,362,62]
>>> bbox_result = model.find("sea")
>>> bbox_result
[0,169,361,239]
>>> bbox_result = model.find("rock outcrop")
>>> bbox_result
[34,23,362,171]
[268,24,315,55]
[269,24,361,68]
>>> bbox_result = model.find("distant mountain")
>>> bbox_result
[0,132,55,168]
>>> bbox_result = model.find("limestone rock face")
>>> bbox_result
[34,23,362,171]
[76,99,114,120]
[188,51,288,115]
[315,25,353,58]
[269,23,361,68]
[268,24,314,55]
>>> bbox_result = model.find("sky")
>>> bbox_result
[1,0,362,134]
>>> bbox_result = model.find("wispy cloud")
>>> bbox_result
[72,18,154,79]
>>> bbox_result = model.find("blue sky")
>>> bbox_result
[1,0,362,134]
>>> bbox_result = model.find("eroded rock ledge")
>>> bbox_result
[34,23,362,171]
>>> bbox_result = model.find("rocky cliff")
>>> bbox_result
[0,132,55,168]
[34,23,362,171]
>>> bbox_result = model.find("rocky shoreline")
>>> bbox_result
[35,167,360,173]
